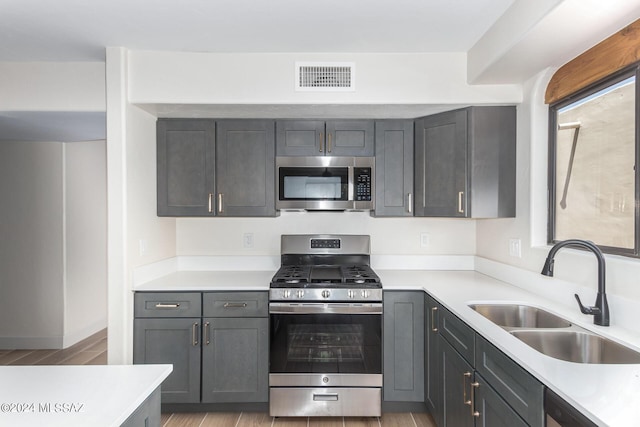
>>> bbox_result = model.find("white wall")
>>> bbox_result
[63,140,108,347]
[0,142,65,348]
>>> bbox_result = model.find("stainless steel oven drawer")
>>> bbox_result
[269,387,381,417]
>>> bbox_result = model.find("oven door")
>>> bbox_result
[269,302,382,387]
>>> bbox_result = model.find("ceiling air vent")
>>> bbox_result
[295,62,355,92]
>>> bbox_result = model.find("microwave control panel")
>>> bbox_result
[354,167,372,201]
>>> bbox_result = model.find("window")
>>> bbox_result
[548,65,639,256]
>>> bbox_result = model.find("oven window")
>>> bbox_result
[270,313,381,374]
[279,167,348,201]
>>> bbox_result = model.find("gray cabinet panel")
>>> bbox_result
[439,306,475,365]
[203,292,268,317]
[383,291,424,402]
[276,120,325,156]
[134,292,201,318]
[326,120,374,156]
[202,317,269,403]
[474,374,528,427]
[425,295,443,426]
[373,120,414,216]
[475,335,544,427]
[216,120,276,217]
[414,107,516,218]
[157,119,216,216]
[120,386,161,427]
[133,318,201,403]
[415,109,467,217]
[441,336,473,427]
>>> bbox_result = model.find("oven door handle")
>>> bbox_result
[269,303,383,315]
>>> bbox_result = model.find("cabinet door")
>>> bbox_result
[133,318,201,403]
[441,336,473,427]
[276,120,325,156]
[373,120,414,217]
[383,291,424,402]
[425,295,443,426]
[474,374,528,427]
[216,120,276,216]
[414,110,468,217]
[202,317,269,403]
[157,119,216,216]
[326,120,375,156]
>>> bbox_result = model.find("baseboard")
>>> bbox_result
[0,335,63,350]
[63,317,107,348]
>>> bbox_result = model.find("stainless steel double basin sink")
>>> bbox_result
[468,303,640,364]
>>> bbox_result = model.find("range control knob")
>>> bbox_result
[296,290,305,299]
[361,290,370,298]
[321,290,331,299]
[322,376,329,383]
[347,289,356,299]
[283,289,291,299]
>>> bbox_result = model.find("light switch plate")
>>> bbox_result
[509,238,521,258]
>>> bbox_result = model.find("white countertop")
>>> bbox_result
[0,364,172,427]
[133,262,640,426]
[380,270,640,427]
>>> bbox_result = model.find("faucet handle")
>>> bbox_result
[574,294,601,315]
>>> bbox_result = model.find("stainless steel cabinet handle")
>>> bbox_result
[313,393,339,401]
[319,132,324,152]
[471,380,480,417]
[154,303,180,309]
[208,193,213,213]
[431,306,438,332]
[463,372,472,406]
[458,191,464,214]
[192,322,199,346]
[218,193,223,213]
[204,322,210,345]
[327,133,332,153]
[223,302,248,308]
[407,193,413,214]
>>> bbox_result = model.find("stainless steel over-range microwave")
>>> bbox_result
[276,156,375,211]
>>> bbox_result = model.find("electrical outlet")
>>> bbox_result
[139,239,148,256]
[509,239,521,258]
[420,232,430,248]
[243,233,254,248]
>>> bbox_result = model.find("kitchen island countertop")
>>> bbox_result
[0,364,172,427]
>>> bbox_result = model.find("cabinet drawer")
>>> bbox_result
[439,306,475,364]
[203,292,268,317]
[134,292,201,318]
[475,335,544,427]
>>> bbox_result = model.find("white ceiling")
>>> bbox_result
[0,0,514,61]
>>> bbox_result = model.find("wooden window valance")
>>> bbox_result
[545,18,640,105]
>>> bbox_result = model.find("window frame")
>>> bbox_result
[547,63,640,257]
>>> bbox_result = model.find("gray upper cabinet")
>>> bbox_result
[414,106,516,218]
[383,291,424,402]
[216,120,276,217]
[373,120,414,217]
[157,119,216,216]
[276,120,374,156]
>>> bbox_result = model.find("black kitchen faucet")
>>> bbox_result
[541,239,610,326]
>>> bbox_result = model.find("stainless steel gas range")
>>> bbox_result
[269,234,383,418]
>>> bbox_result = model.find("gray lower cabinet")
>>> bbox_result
[157,119,216,216]
[383,291,424,402]
[120,386,161,427]
[133,317,201,403]
[276,120,374,156]
[373,120,414,217]
[157,119,276,217]
[428,296,544,427]
[201,317,268,403]
[134,291,269,406]
[414,106,516,218]
[216,120,276,216]
[425,295,442,426]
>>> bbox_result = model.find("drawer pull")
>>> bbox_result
[313,393,338,402]
[471,381,480,417]
[155,303,180,309]
[223,302,248,308]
